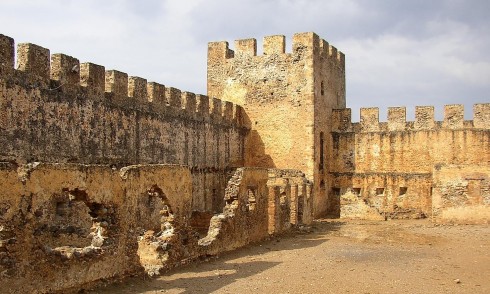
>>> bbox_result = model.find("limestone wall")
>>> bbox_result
[207,33,345,217]
[0,163,193,293]
[207,34,315,173]
[432,164,490,223]
[330,105,490,218]
[0,34,248,212]
[313,36,346,217]
[330,172,432,219]
[0,163,312,293]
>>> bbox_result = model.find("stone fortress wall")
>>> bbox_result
[0,33,313,293]
[0,34,247,213]
[0,30,488,293]
[329,105,490,220]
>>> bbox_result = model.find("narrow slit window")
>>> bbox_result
[319,132,324,170]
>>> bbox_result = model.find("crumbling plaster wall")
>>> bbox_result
[0,164,313,293]
[0,163,193,293]
[199,168,313,255]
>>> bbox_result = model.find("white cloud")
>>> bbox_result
[0,0,488,119]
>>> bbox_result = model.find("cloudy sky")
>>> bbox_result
[1,0,489,121]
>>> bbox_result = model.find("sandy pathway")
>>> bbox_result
[90,219,489,294]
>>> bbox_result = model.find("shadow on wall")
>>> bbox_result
[241,109,276,168]
[245,129,276,168]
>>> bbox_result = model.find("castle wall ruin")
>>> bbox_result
[0,30,488,292]
[330,105,490,220]
[0,33,314,293]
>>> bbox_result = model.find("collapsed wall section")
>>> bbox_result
[0,163,193,293]
[329,105,490,219]
[0,34,248,212]
[199,167,313,255]
[0,163,313,293]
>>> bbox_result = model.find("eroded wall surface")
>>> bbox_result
[0,163,193,293]
[330,105,490,219]
[313,36,346,217]
[207,34,315,172]
[0,164,312,293]
[432,164,490,223]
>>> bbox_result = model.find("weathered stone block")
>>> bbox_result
[263,35,285,55]
[166,87,181,108]
[473,103,490,129]
[105,70,128,97]
[182,91,196,114]
[443,104,464,129]
[17,43,50,80]
[80,62,105,96]
[360,107,379,132]
[234,38,256,57]
[50,53,80,87]
[128,76,147,100]
[0,34,14,76]
[388,107,406,131]
[415,106,434,130]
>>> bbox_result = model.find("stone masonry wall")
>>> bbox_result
[432,164,490,223]
[0,34,248,212]
[313,36,346,217]
[207,33,345,217]
[0,163,312,293]
[0,163,193,293]
[207,34,315,173]
[330,105,490,219]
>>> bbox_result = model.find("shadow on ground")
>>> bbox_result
[88,221,345,293]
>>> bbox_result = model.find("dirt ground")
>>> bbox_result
[90,219,489,294]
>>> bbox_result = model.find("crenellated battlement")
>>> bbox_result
[332,104,490,133]
[0,34,244,127]
[207,32,344,68]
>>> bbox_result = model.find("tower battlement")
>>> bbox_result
[208,32,344,68]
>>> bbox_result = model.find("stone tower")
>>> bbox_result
[207,32,346,217]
